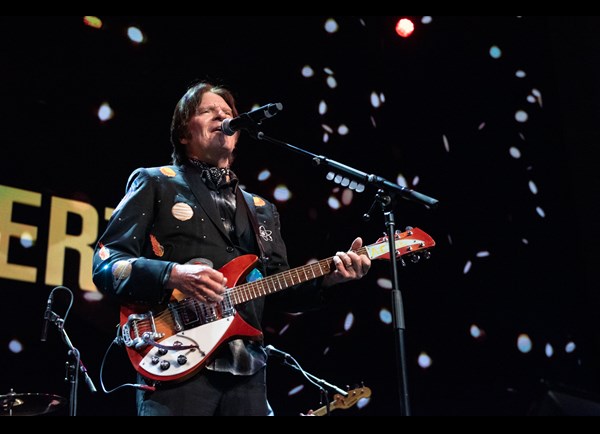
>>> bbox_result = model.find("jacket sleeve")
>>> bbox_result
[92,168,175,305]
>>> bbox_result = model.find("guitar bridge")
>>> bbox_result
[121,312,164,349]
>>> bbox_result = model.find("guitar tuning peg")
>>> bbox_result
[410,253,421,264]
[422,250,431,260]
[405,226,414,231]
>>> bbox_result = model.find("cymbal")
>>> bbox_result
[0,392,66,416]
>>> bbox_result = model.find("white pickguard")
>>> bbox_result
[139,317,233,378]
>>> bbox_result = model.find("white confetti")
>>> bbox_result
[127,27,144,43]
[338,124,349,135]
[274,185,292,202]
[516,70,527,78]
[418,352,432,369]
[421,16,432,24]
[447,234,453,245]
[380,92,386,103]
[522,238,529,245]
[529,180,538,195]
[397,174,408,187]
[327,76,337,89]
[279,323,290,336]
[517,334,532,353]
[463,260,472,274]
[489,45,502,59]
[359,19,366,27]
[377,278,392,289]
[509,147,522,159]
[370,116,377,128]
[324,67,334,75]
[258,169,271,181]
[322,124,334,134]
[328,196,341,210]
[84,291,104,301]
[527,95,536,104]
[98,102,114,122]
[301,65,314,78]
[412,176,420,186]
[443,134,450,152]
[545,343,554,358]
[324,18,339,33]
[515,110,529,123]
[20,232,33,248]
[478,122,486,130]
[288,384,305,396]
[565,341,576,353]
[476,251,490,258]
[370,92,381,108]
[379,308,392,325]
[319,100,327,115]
[323,347,330,355]
[323,132,329,143]
[536,206,546,218]
[8,339,23,354]
[470,324,482,339]
[356,397,371,409]
[344,312,354,331]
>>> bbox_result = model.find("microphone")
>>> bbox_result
[221,103,283,136]
[40,292,53,342]
[265,344,291,360]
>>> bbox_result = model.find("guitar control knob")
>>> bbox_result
[177,355,188,366]
[151,356,160,365]
[159,360,171,371]
[157,348,168,356]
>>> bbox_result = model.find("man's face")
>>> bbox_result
[182,91,238,166]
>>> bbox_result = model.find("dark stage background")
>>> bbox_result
[1,16,599,416]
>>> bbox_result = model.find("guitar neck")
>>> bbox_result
[227,247,368,306]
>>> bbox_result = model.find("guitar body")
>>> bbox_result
[120,255,263,383]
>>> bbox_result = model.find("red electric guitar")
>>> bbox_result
[119,228,435,383]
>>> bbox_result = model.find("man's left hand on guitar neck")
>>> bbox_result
[322,237,371,288]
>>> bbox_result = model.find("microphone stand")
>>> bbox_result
[249,128,438,416]
[45,287,97,416]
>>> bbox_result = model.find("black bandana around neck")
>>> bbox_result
[188,158,235,189]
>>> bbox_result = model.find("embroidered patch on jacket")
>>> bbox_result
[98,244,110,260]
[150,234,164,257]
[253,196,266,207]
[171,202,194,221]
[160,167,177,177]
[112,260,133,281]
[259,225,273,241]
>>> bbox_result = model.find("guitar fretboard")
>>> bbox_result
[228,247,368,305]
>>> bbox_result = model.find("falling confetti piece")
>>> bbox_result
[301,65,314,78]
[422,16,433,24]
[489,45,502,59]
[288,384,305,396]
[20,232,33,248]
[470,324,482,338]
[377,278,392,289]
[327,76,338,89]
[322,124,333,134]
[515,110,529,123]
[418,352,432,369]
[476,251,490,258]
[527,95,536,104]
[8,339,23,354]
[380,92,386,103]
[545,343,554,358]
[127,26,145,43]
[379,308,392,325]
[338,124,349,135]
[323,132,329,143]
[324,67,334,75]
[324,18,339,33]
[279,323,290,336]
[447,234,453,245]
[565,342,576,353]
[341,189,353,205]
[98,102,114,122]
[83,16,102,29]
[319,100,327,115]
[370,92,381,108]
[355,397,371,410]
[258,169,271,181]
[509,147,522,159]
[516,70,526,78]
[536,206,546,218]
[328,196,341,210]
[84,291,104,301]
[478,122,486,130]
[517,334,532,353]
[443,134,450,152]
[519,133,526,141]
[397,174,408,187]
[522,238,529,245]
[274,186,292,202]
[412,176,420,186]
[529,180,538,195]
[463,260,472,274]
[344,312,354,331]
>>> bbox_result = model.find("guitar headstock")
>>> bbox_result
[366,227,436,263]
[331,386,372,411]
